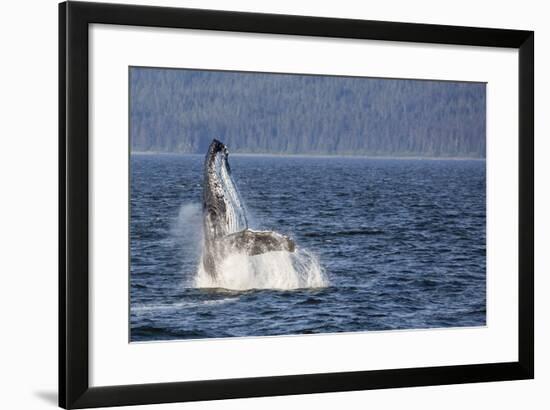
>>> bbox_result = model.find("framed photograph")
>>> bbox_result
[59,1,534,408]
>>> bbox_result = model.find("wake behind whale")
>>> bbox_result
[195,139,327,290]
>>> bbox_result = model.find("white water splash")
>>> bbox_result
[195,248,328,291]
[133,297,239,313]
[172,199,329,292]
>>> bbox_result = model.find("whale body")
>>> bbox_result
[201,139,295,277]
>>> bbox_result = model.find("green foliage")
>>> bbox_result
[130,67,485,158]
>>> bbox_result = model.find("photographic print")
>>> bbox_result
[129,67,486,342]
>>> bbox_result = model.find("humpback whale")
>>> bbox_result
[201,139,295,277]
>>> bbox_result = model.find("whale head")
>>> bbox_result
[203,139,248,239]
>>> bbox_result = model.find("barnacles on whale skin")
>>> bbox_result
[222,229,296,255]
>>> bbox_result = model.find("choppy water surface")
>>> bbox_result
[130,154,486,341]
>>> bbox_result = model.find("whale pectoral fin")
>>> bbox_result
[224,229,295,255]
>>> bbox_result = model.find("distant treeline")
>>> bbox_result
[130,67,486,158]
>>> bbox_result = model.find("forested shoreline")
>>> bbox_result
[130,68,486,158]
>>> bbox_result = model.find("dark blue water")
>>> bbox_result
[130,154,486,341]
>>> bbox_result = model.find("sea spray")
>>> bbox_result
[170,202,328,290]
[195,248,328,290]
[170,203,203,241]
[169,203,203,286]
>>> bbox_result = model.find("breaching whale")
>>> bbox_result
[201,139,295,277]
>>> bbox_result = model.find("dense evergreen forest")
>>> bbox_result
[130,67,486,158]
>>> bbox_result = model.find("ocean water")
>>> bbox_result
[130,154,486,341]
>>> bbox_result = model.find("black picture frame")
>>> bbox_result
[59,1,534,408]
